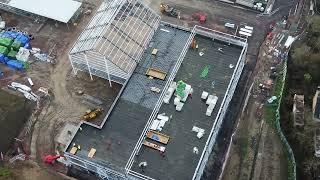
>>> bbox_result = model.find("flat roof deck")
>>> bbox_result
[130,36,243,180]
[66,25,191,171]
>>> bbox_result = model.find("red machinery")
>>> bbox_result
[44,155,61,165]
[192,12,207,24]
[267,32,273,41]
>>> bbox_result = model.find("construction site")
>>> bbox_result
[0,0,300,179]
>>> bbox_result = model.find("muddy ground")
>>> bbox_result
[0,90,32,154]
[0,0,110,178]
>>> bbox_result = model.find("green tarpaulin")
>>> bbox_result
[200,65,210,78]
[176,80,186,98]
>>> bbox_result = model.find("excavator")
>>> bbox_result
[160,3,180,18]
[83,108,103,120]
[160,3,206,24]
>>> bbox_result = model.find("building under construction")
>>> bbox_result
[66,0,248,179]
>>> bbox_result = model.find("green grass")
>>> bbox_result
[0,167,11,178]
[240,136,249,160]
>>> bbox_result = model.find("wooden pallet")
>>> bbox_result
[70,147,78,155]
[146,130,170,144]
[88,148,96,158]
[146,68,167,80]
[143,140,165,152]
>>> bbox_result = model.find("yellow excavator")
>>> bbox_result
[160,3,180,18]
[83,108,103,120]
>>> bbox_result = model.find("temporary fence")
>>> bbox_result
[265,61,296,180]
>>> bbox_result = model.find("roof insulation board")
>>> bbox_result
[7,0,82,23]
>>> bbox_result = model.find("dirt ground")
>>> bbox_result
[222,26,293,180]
[0,0,112,179]
[0,89,32,153]
[0,0,295,180]
[0,160,72,180]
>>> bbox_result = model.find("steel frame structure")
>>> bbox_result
[69,0,161,86]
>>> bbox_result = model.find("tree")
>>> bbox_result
[292,44,311,65]
[304,73,312,84]
[309,16,320,36]
[316,0,320,13]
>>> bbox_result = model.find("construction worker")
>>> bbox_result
[72,143,81,150]
[193,147,199,154]
[160,151,166,158]
[139,161,147,173]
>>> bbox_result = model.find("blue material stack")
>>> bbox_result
[0,30,31,70]
[7,60,24,70]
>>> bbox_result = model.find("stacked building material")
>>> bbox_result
[0,30,31,70]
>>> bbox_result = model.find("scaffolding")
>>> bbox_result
[69,0,161,86]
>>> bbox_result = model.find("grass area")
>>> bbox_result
[0,167,11,178]
[240,136,249,160]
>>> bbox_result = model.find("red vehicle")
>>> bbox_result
[192,12,207,24]
[44,155,61,165]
